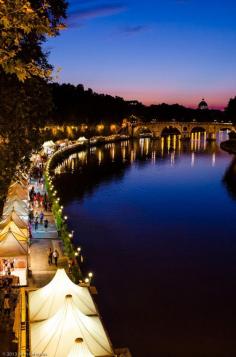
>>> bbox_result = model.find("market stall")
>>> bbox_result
[29,269,97,321]
[31,295,114,357]
[0,229,28,285]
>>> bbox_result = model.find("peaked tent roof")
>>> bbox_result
[4,198,27,209]
[29,269,97,320]
[13,176,28,186]
[0,230,28,257]
[8,185,28,200]
[6,193,28,202]
[67,338,95,357]
[3,201,28,217]
[9,181,27,190]
[0,211,28,229]
[7,190,28,200]
[31,296,114,357]
[0,228,27,243]
[0,221,28,238]
[43,140,56,147]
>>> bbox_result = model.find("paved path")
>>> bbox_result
[28,179,68,288]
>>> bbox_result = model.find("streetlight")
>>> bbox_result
[88,272,93,285]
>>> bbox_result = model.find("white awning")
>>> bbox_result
[3,200,28,217]
[0,211,28,230]
[67,338,95,357]
[31,295,114,357]
[29,269,97,320]
[0,230,28,257]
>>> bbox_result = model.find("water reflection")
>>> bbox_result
[53,131,236,357]
[223,157,236,200]
[54,132,228,176]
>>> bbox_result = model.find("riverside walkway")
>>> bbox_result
[28,178,68,288]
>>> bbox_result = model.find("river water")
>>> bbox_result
[54,133,236,357]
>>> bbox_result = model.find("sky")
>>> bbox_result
[46,0,236,109]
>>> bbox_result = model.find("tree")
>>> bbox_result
[0,0,67,81]
[0,0,67,205]
[225,97,236,123]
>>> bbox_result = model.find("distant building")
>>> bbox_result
[198,98,208,110]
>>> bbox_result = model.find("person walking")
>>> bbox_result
[47,248,53,265]
[53,249,59,266]
[39,211,44,225]
[44,218,48,231]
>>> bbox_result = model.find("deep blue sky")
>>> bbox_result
[47,0,236,108]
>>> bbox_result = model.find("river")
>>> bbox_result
[53,132,236,357]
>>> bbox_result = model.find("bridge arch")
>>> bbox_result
[191,126,207,133]
[161,126,181,137]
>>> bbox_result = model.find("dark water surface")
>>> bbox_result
[54,134,236,357]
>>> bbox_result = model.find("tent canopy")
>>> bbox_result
[77,137,88,142]
[43,140,55,148]
[0,211,28,229]
[7,193,28,202]
[4,198,28,209]
[67,338,95,357]
[31,296,113,357]
[8,185,28,200]
[3,201,28,217]
[9,181,27,191]
[29,269,97,321]
[0,221,28,238]
[0,228,28,243]
[0,230,28,257]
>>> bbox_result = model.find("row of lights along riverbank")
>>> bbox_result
[45,151,94,286]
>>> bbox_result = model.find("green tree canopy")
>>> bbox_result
[0,0,67,81]
[0,0,67,206]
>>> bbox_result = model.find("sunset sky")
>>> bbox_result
[47,0,236,109]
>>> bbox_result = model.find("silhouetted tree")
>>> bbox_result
[225,97,236,123]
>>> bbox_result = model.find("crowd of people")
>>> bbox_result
[0,280,17,318]
[0,259,15,276]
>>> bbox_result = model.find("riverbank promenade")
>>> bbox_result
[0,175,68,353]
[28,178,68,288]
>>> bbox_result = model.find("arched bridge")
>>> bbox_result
[127,121,235,140]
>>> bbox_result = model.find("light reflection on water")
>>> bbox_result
[53,131,236,357]
[55,132,228,175]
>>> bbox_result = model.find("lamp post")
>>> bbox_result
[88,272,93,285]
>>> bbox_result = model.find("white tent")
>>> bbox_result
[9,181,27,190]
[43,140,56,148]
[4,197,28,209]
[3,201,28,218]
[42,140,56,154]
[0,230,28,257]
[67,338,95,357]
[31,295,114,357]
[6,194,28,203]
[8,185,28,200]
[0,221,28,239]
[29,269,97,320]
[0,211,28,230]
[77,137,88,143]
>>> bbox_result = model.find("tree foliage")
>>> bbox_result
[225,97,236,122]
[0,0,67,206]
[0,0,67,81]
[48,82,225,125]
